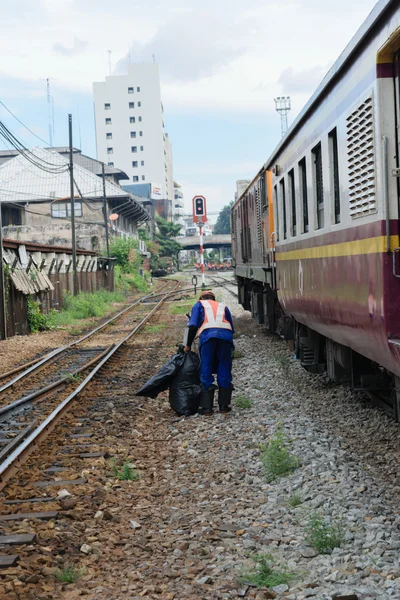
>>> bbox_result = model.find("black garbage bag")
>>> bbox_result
[136,351,185,399]
[169,351,202,416]
[136,350,202,416]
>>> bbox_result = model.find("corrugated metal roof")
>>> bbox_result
[0,148,129,180]
[0,147,130,203]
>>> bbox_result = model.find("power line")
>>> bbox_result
[0,121,68,173]
[0,100,50,146]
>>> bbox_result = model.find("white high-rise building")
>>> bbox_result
[93,64,174,201]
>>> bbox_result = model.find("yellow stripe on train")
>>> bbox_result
[275,235,399,261]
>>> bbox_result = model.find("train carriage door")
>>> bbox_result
[394,50,400,214]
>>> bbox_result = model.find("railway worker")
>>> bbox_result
[184,290,234,415]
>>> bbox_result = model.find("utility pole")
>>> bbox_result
[0,202,7,340]
[274,96,291,138]
[68,114,78,295]
[102,163,110,259]
[198,218,205,289]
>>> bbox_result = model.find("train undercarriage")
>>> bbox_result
[236,276,399,421]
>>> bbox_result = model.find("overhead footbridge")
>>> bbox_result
[175,234,231,251]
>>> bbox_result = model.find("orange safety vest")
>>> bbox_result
[197,300,233,336]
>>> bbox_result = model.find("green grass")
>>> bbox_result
[288,493,303,507]
[260,426,299,482]
[169,302,193,315]
[111,459,140,481]
[54,564,85,583]
[305,514,344,554]
[50,290,125,328]
[276,354,291,375]
[145,323,166,334]
[234,394,253,409]
[232,348,244,359]
[239,554,294,589]
[64,373,82,383]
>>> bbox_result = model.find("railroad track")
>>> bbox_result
[208,275,238,297]
[0,281,188,570]
[0,280,178,413]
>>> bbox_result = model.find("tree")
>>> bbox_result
[214,202,233,234]
[154,216,183,267]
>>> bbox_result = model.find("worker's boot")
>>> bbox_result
[218,387,232,413]
[198,387,215,416]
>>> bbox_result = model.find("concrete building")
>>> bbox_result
[93,64,174,202]
[0,147,149,251]
[173,182,185,230]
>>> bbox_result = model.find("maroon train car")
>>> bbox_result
[232,0,400,419]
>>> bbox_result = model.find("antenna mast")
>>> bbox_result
[46,78,53,146]
[274,96,291,138]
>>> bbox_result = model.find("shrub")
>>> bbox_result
[27,297,54,333]
[260,425,299,482]
[110,237,141,272]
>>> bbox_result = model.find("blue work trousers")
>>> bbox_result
[199,338,233,390]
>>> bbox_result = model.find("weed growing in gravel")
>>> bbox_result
[232,348,244,359]
[234,395,253,409]
[306,514,344,554]
[55,564,85,583]
[65,373,82,383]
[69,326,84,336]
[276,354,291,375]
[169,302,193,315]
[260,426,299,482]
[111,459,140,481]
[145,323,166,334]
[239,553,294,588]
[288,493,303,507]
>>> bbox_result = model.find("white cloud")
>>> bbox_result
[0,0,377,114]
[53,36,88,57]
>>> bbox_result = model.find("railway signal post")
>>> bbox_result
[192,195,207,289]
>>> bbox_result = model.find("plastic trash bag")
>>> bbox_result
[136,349,201,416]
[169,351,202,416]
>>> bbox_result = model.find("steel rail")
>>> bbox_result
[208,276,238,297]
[0,286,179,490]
[0,345,114,418]
[0,281,173,392]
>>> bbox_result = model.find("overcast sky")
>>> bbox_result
[0,0,378,219]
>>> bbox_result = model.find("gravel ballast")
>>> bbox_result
[2,280,400,599]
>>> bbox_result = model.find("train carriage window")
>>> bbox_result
[274,184,279,242]
[312,143,324,229]
[299,158,309,233]
[288,169,296,236]
[280,179,287,239]
[328,128,340,224]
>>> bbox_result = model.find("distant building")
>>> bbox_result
[0,148,149,252]
[173,182,185,230]
[93,64,174,202]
